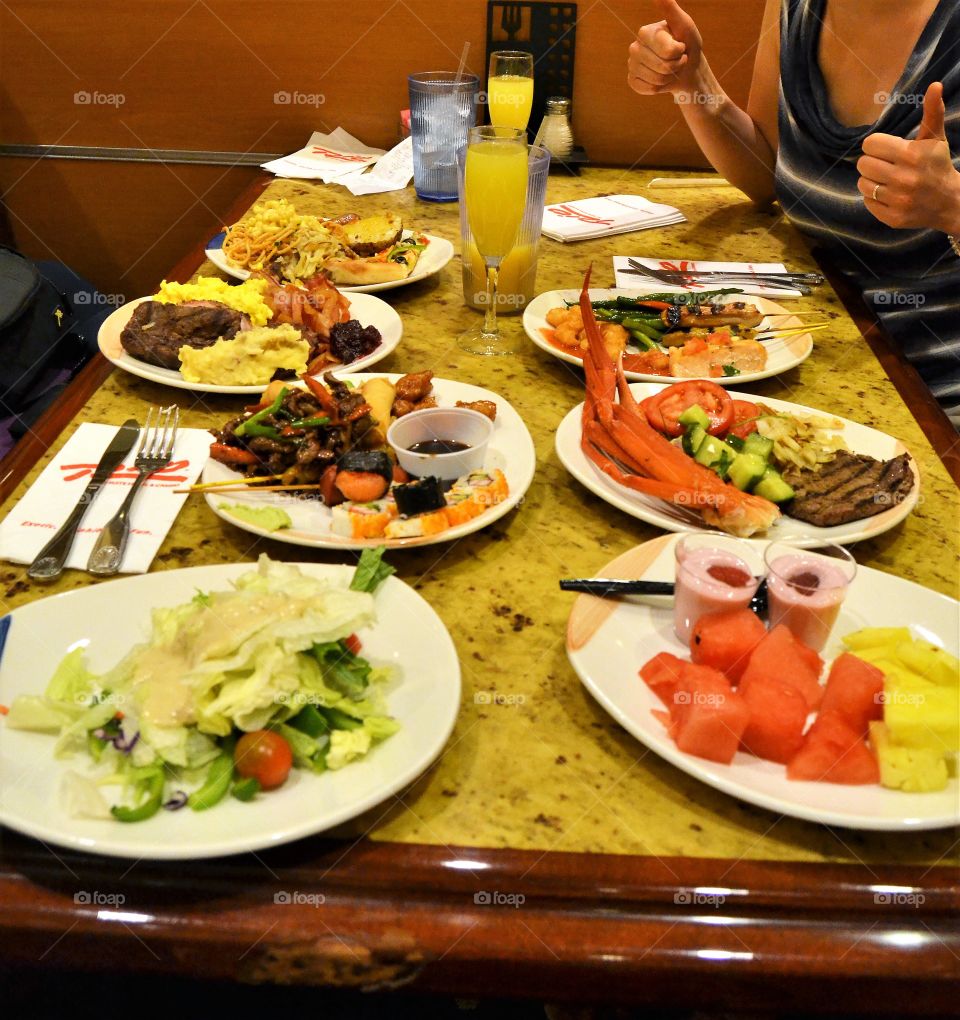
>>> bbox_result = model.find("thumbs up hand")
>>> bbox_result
[628,0,703,97]
[857,82,960,233]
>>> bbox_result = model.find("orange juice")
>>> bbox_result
[487,74,534,132]
[464,139,528,257]
[462,241,537,313]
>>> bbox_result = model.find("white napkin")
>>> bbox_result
[614,257,803,298]
[541,195,685,242]
[0,423,210,574]
[339,137,414,196]
[262,128,385,183]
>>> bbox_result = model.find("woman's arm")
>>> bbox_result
[628,0,781,205]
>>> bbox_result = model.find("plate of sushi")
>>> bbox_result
[201,371,536,548]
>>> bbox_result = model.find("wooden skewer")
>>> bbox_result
[180,475,282,492]
[754,323,831,342]
[175,482,327,494]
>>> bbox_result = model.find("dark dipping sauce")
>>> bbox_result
[408,439,470,455]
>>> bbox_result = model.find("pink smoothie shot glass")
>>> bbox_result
[764,541,857,652]
[673,534,762,645]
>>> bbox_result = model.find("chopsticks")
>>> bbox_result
[560,578,770,613]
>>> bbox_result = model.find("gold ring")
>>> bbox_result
[872,182,882,202]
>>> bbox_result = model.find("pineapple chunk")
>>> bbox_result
[869,722,949,792]
[884,683,960,753]
[894,641,959,687]
[843,627,911,652]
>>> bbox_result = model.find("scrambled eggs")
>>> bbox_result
[178,324,309,385]
[153,277,273,327]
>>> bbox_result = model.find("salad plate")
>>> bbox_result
[555,382,919,545]
[203,374,537,549]
[566,534,959,831]
[523,289,813,384]
[0,561,460,859]
[205,231,455,293]
[97,293,402,395]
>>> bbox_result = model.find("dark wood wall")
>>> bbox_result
[0,0,765,298]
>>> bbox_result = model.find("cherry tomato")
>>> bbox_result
[235,730,293,791]
[343,633,363,655]
[728,400,761,440]
[642,381,734,437]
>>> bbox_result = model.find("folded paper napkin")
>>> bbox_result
[262,128,414,194]
[262,128,385,183]
[613,257,803,298]
[0,423,210,574]
[541,195,685,242]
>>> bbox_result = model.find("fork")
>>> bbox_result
[625,258,819,293]
[87,405,179,576]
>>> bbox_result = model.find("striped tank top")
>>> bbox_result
[775,0,960,426]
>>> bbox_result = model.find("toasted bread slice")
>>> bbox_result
[326,257,414,286]
[337,213,404,257]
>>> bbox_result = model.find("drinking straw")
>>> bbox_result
[454,41,470,84]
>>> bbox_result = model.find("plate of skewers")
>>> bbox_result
[523,288,822,384]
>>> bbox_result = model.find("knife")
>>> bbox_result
[27,419,141,582]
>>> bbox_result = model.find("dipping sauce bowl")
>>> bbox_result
[387,406,494,481]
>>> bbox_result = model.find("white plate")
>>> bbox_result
[97,293,402,394]
[555,383,919,544]
[566,535,959,831]
[206,231,455,293]
[0,563,460,859]
[204,374,536,549]
[523,289,813,384]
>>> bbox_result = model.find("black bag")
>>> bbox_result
[0,246,84,418]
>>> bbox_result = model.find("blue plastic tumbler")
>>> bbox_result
[408,72,479,202]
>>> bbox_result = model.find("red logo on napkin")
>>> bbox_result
[547,203,615,226]
[59,460,190,484]
[309,146,372,163]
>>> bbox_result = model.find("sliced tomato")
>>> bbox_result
[343,633,363,655]
[642,380,734,437]
[728,399,761,439]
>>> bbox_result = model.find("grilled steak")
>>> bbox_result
[120,300,242,369]
[783,450,914,527]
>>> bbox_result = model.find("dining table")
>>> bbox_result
[0,166,957,1014]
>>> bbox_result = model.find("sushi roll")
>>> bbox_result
[458,469,509,511]
[330,500,392,540]
[384,509,450,539]
[335,450,394,502]
[393,476,447,517]
[443,488,483,527]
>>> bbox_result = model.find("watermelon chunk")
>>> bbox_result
[820,653,884,737]
[668,664,750,764]
[690,608,767,684]
[739,671,809,763]
[741,624,824,711]
[787,710,880,784]
[639,652,686,707]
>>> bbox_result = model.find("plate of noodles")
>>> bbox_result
[206,198,454,294]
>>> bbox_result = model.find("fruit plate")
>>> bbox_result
[555,382,919,545]
[566,535,959,831]
[523,289,812,384]
[0,562,460,859]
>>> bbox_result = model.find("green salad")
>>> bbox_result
[5,549,399,822]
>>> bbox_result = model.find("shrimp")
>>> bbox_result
[575,267,780,538]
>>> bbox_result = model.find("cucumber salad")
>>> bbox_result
[4,550,400,822]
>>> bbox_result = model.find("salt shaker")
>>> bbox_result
[538,96,574,160]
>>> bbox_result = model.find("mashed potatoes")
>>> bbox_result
[153,277,272,327]
[178,324,309,385]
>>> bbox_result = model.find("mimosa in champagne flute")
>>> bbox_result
[487,50,534,133]
[458,125,528,355]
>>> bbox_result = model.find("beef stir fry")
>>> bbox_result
[209,373,380,487]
